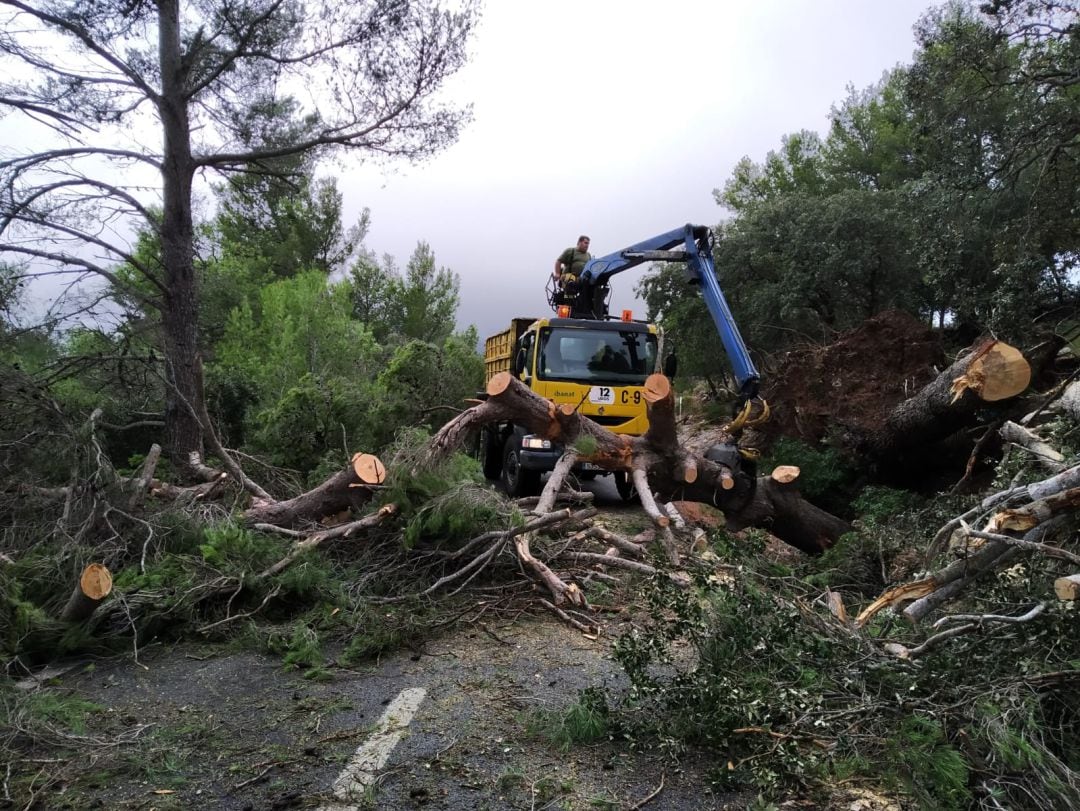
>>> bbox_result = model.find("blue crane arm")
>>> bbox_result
[578,223,759,396]
[578,226,690,286]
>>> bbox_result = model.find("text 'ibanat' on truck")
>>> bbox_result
[479,224,765,499]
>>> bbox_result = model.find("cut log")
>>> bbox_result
[1055,575,1080,601]
[351,453,386,484]
[244,454,385,528]
[60,563,112,623]
[771,465,800,485]
[949,340,1030,403]
[870,339,1031,462]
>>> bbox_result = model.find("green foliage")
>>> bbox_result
[270,622,324,670]
[346,242,461,346]
[613,559,844,792]
[207,261,481,473]
[339,602,434,664]
[0,262,24,328]
[0,570,63,662]
[572,435,599,457]
[215,169,366,282]
[197,525,333,602]
[636,264,732,387]
[885,716,970,810]
[199,526,284,574]
[761,437,854,504]
[380,428,513,552]
[372,331,484,450]
[209,271,382,464]
[529,687,611,752]
[851,485,924,526]
[21,692,104,735]
[634,6,1079,360]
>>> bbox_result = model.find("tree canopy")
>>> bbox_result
[0,0,478,468]
[640,0,1078,363]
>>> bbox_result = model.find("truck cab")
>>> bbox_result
[481,315,661,496]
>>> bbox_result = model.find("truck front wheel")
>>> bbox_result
[613,471,637,502]
[502,439,541,497]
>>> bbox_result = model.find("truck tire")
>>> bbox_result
[502,439,541,497]
[613,471,637,503]
[480,427,502,480]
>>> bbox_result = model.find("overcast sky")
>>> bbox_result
[5,1,937,341]
[339,0,934,341]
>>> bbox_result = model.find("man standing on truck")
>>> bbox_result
[553,235,591,288]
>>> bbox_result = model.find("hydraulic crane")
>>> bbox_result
[548,222,761,405]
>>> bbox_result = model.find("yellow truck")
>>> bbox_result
[480,315,663,497]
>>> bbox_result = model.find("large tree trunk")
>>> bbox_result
[864,339,1032,486]
[158,0,204,473]
[870,339,1030,459]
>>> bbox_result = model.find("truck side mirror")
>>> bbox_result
[663,352,678,380]
[512,347,527,376]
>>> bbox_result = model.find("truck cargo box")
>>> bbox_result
[483,317,535,382]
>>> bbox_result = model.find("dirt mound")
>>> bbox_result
[761,310,944,446]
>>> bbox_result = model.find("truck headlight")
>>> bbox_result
[523,437,551,449]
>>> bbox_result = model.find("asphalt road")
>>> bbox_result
[59,618,740,810]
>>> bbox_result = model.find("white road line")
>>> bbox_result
[316,686,427,811]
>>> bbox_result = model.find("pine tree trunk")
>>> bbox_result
[158,0,204,472]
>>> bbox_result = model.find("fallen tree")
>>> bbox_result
[214,370,852,615]
[859,463,1080,630]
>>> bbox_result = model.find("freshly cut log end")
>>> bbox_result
[487,371,512,397]
[1055,575,1080,601]
[80,563,112,600]
[771,465,800,485]
[60,563,113,623]
[642,373,671,404]
[351,453,386,484]
[950,341,1030,403]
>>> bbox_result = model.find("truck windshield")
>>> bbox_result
[537,327,657,384]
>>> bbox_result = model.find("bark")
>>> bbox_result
[158,0,204,472]
[858,496,1074,627]
[721,467,852,555]
[243,454,385,529]
[258,504,398,579]
[60,563,113,623]
[1061,381,1080,422]
[999,421,1065,473]
[128,444,162,510]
